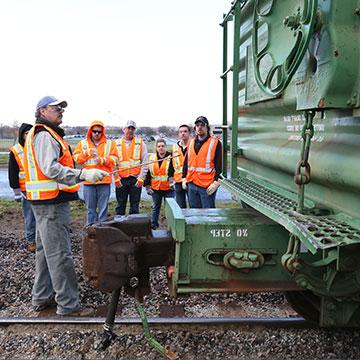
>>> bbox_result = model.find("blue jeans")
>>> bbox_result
[188,182,216,208]
[83,184,111,225]
[151,189,175,228]
[115,176,142,215]
[174,182,188,208]
[31,202,80,315]
[22,193,36,244]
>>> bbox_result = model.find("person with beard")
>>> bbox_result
[23,96,108,317]
[73,120,118,225]
[171,124,191,208]
[8,123,36,253]
[182,116,222,208]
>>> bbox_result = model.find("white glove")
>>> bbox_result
[169,177,175,189]
[181,178,187,191]
[146,186,154,195]
[14,188,22,203]
[80,168,108,183]
[206,180,220,195]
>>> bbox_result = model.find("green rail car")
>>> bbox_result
[165,0,360,327]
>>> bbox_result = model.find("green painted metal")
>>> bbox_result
[221,13,229,176]
[231,1,242,179]
[165,199,299,294]
[136,300,178,360]
[252,0,318,96]
[218,0,360,326]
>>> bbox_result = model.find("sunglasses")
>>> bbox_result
[92,130,102,134]
[49,105,64,112]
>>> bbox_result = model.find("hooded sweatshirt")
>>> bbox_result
[73,120,118,185]
[8,123,33,190]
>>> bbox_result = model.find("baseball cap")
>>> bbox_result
[36,96,68,111]
[195,116,209,126]
[124,120,137,129]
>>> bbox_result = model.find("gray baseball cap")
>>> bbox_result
[124,120,137,129]
[36,96,67,111]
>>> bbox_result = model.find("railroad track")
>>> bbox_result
[0,315,311,328]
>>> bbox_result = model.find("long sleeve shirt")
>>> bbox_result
[33,131,81,185]
[122,138,149,180]
[182,135,222,181]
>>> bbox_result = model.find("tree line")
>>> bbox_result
[0,123,178,139]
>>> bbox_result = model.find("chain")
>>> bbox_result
[294,110,315,213]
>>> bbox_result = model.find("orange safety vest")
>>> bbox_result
[172,143,186,183]
[149,153,171,191]
[73,138,116,184]
[24,124,80,200]
[9,143,26,191]
[186,136,219,188]
[115,137,143,178]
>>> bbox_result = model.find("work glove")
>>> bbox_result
[169,177,175,190]
[181,178,187,191]
[80,168,108,183]
[135,178,144,188]
[146,186,154,195]
[206,180,220,195]
[13,188,22,203]
[115,180,123,188]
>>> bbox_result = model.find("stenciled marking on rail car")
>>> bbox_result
[210,229,249,238]
[283,114,325,142]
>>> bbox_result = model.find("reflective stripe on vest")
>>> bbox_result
[24,124,80,200]
[188,137,216,173]
[10,143,26,191]
[172,143,185,182]
[149,153,170,190]
[82,139,112,166]
[115,137,142,176]
[186,136,218,188]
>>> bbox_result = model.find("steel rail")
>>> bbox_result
[0,316,311,327]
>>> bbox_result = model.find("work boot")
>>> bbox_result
[27,243,36,253]
[33,298,57,312]
[58,308,95,317]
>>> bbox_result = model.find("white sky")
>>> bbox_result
[0,0,232,128]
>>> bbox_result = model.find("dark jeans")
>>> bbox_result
[115,176,142,215]
[188,182,216,208]
[174,182,188,208]
[22,194,36,244]
[151,189,175,229]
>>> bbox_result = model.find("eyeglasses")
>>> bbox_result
[92,130,102,134]
[48,105,64,112]
[195,123,206,127]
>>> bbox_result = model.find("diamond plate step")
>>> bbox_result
[222,177,360,254]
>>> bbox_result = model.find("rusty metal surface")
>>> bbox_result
[83,214,174,293]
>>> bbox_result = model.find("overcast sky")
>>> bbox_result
[0,0,232,128]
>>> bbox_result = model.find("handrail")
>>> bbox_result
[220,0,248,26]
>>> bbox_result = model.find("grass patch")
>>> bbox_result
[0,198,21,210]
[69,199,153,219]
[0,154,8,167]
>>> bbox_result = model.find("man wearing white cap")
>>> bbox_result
[114,120,148,215]
[23,95,108,317]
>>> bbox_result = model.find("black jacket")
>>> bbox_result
[8,123,33,190]
[182,134,222,182]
